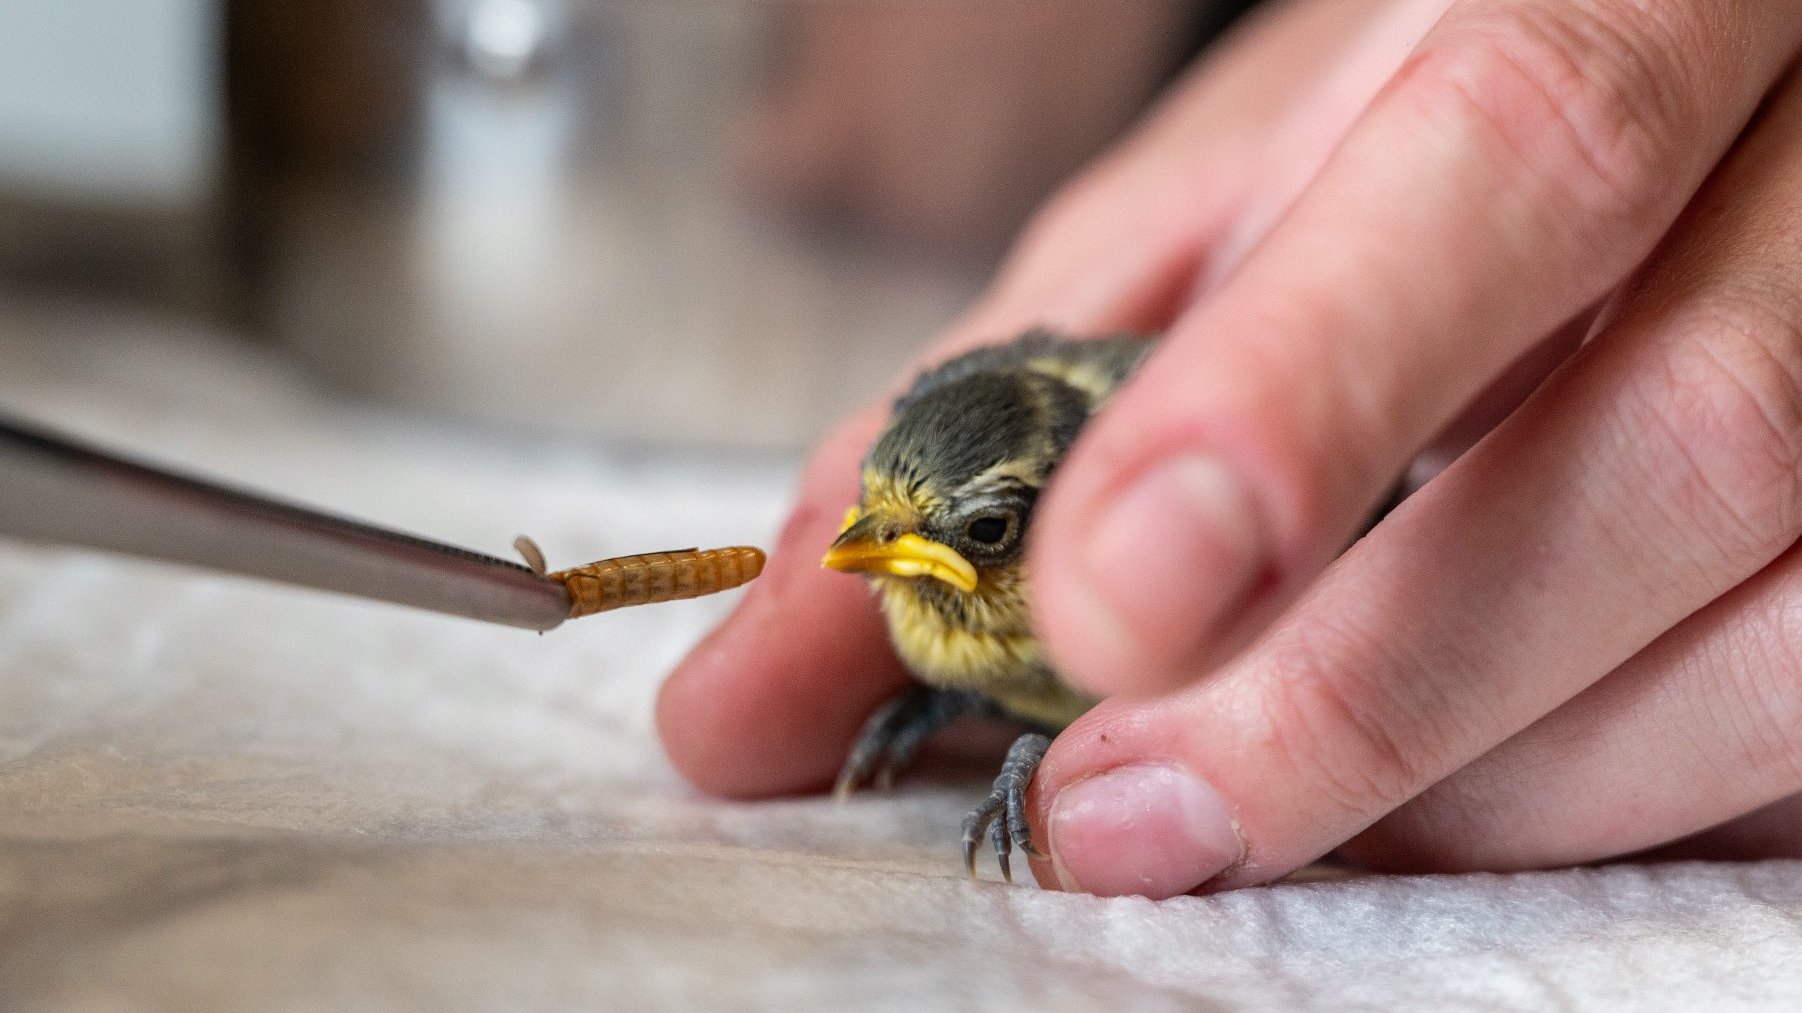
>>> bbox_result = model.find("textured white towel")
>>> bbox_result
[2,301,1799,1012]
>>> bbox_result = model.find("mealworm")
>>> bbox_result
[514,536,766,617]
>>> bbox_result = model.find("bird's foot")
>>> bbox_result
[834,686,993,800]
[962,732,1051,883]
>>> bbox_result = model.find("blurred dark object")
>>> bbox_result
[0,197,226,318]
[0,0,226,317]
[224,0,430,314]
[3,1,1254,449]
[221,0,1237,447]
[739,0,1256,253]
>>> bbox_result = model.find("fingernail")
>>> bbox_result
[1080,453,1262,668]
[1049,763,1241,899]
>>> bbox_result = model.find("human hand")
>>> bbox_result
[660,0,1410,795]
[735,0,1196,251]
[662,0,1802,898]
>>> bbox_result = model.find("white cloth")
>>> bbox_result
[3,301,1799,1011]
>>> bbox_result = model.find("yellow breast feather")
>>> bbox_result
[874,574,1092,729]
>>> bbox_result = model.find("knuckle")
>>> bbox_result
[1254,625,1449,820]
[1643,296,1802,558]
[1404,3,1690,227]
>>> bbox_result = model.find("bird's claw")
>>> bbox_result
[834,693,908,801]
[961,732,1051,883]
[834,686,989,801]
[836,690,1053,884]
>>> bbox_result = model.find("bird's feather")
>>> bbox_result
[857,330,1155,729]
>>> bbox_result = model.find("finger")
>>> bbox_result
[1028,57,1802,897]
[657,409,903,797]
[1641,793,1802,864]
[658,0,1438,798]
[1031,0,1802,697]
[1349,67,1802,867]
[1409,309,1592,487]
[1343,543,1802,872]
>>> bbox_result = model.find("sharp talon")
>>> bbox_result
[951,731,1053,880]
[836,691,1051,882]
[962,806,991,882]
[833,728,887,803]
[1006,783,1039,860]
[836,686,976,806]
[991,814,1013,883]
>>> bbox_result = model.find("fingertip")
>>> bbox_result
[1030,418,1269,698]
[658,412,906,799]
[1029,548,1173,698]
[655,595,782,797]
[658,493,911,798]
[1028,422,1161,698]
[1023,854,1062,892]
[655,580,909,800]
[1044,761,1242,899]
[1023,699,1253,898]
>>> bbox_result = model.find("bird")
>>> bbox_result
[820,328,1154,881]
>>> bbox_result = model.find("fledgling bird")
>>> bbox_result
[821,329,1153,881]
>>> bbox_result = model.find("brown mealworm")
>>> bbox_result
[514,536,766,617]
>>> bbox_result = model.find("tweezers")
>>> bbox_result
[1,412,578,631]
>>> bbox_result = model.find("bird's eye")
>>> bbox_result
[965,515,1011,545]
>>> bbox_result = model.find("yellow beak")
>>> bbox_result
[821,531,979,593]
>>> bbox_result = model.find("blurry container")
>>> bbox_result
[0,0,225,315]
[226,0,1222,448]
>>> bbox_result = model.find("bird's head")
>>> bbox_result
[821,367,1087,598]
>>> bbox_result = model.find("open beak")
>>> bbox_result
[821,508,978,593]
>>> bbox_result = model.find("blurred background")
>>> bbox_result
[0,0,1254,450]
